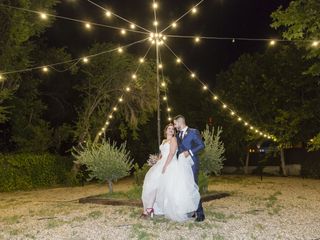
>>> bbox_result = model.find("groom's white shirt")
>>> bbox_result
[180,126,194,157]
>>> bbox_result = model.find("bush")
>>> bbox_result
[133,163,150,186]
[0,153,77,192]
[198,171,209,194]
[200,125,226,176]
[73,140,133,193]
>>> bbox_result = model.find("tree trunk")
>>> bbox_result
[245,151,250,174]
[107,180,113,193]
[280,148,287,176]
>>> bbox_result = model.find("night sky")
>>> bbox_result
[46,0,291,86]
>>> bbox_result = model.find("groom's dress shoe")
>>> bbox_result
[195,215,205,222]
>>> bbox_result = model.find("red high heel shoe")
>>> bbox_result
[140,208,154,219]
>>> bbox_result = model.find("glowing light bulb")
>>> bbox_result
[171,22,177,28]
[161,82,166,87]
[40,13,47,20]
[312,41,319,47]
[85,23,91,29]
[139,58,145,63]
[153,2,158,9]
[269,40,276,46]
[163,96,167,101]
[238,117,242,121]
[132,74,137,79]
[109,115,113,119]
[153,21,158,26]
[42,66,49,72]
[119,98,123,102]
[168,117,172,121]
[130,24,136,29]
[195,37,200,43]
[191,73,196,78]
[222,104,227,109]
[250,126,253,130]
[191,7,197,14]
[167,108,171,112]
[118,47,123,53]
[102,127,105,131]
[113,107,118,111]
[163,36,167,41]
[98,132,102,136]
[126,87,131,92]
[230,111,235,116]
[120,29,126,35]
[82,57,89,63]
[203,85,208,90]
[158,64,163,69]
[0,75,3,80]
[105,11,112,18]
[105,121,110,125]
[176,58,181,64]
[244,122,248,126]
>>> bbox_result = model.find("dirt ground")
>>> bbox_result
[0,176,319,240]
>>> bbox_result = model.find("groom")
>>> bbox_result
[173,115,205,222]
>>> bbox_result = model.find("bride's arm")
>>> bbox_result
[162,138,178,174]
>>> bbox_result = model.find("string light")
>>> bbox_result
[191,73,196,78]
[269,40,276,46]
[153,21,159,27]
[163,96,167,101]
[213,95,218,100]
[139,58,145,63]
[113,107,118,111]
[176,58,181,64]
[171,22,177,28]
[82,57,89,63]
[194,37,200,43]
[126,87,131,92]
[118,47,123,53]
[203,85,208,90]
[191,7,197,14]
[121,29,126,35]
[312,41,319,47]
[85,23,91,29]
[132,74,137,79]
[222,104,227,109]
[152,2,158,9]
[161,82,166,87]
[105,10,112,18]
[40,12,47,20]
[42,66,49,72]
[130,24,136,29]
[158,64,163,69]
[119,97,123,102]
[230,111,235,116]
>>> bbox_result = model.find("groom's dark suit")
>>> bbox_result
[176,127,205,219]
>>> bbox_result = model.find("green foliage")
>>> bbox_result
[308,133,320,152]
[0,153,77,192]
[0,0,59,123]
[271,0,320,76]
[133,163,150,186]
[73,140,133,193]
[216,45,320,146]
[200,125,225,176]
[74,42,159,142]
[198,171,209,194]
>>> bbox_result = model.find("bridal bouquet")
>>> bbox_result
[147,154,160,166]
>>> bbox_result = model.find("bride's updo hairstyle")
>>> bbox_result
[164,123,176,138]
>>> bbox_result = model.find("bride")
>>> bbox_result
[141,123,200,222]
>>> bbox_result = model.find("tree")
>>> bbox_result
[74,43,159,142]
[216,44,320,147]
[271,0,320,76]
[0,0,59,123]
[73,141,133,193]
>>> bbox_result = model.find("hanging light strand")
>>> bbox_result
[160,0,205,33]
[163,41,276,140]
[86,0,151,34]
[0,4,149,35]
[164,34,316,44]
[0,37,149,77]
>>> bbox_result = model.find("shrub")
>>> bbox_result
[0,153,77,192]
[133,163,150,186]
[200,125,226,176]
[73,140,133,193]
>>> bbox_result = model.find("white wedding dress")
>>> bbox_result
[142,142,200,222]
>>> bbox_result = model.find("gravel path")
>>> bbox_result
[0,176,320,240]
